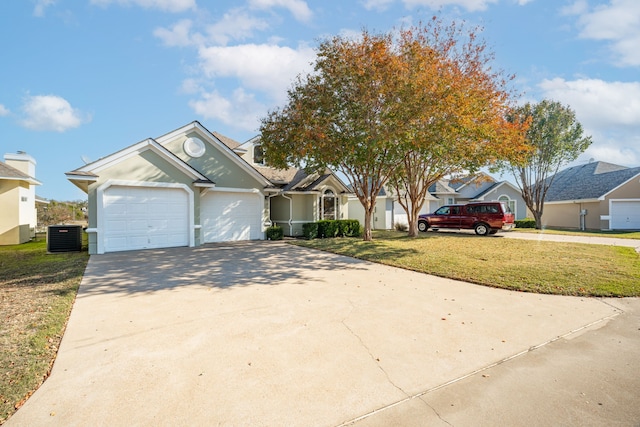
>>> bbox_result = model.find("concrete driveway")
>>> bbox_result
[7,242,640,426]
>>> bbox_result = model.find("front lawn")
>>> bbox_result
[293,231,640,297]
[0,240,88,424]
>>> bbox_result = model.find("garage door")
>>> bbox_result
[201,191,262,243]
[103,186,189,252]
[610,201,640,230]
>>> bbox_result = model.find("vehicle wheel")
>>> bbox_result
[474,223,490,236]
[418,221,429,232]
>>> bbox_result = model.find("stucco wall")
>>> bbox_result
[541,201,601,230]
[0,180,32,245]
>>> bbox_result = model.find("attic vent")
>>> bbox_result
[184,137,205,158]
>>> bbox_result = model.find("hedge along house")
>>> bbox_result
[540,161,640,231]
[66,121,351,254]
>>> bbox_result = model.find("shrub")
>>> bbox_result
[317,220,338,238]
[340,219,361,237]
[266,225,284,240]
[302,222,318,240]
[515,218,536,229]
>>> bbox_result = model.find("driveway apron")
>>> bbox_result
[6,242,638,426]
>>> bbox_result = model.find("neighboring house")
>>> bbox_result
[66,121,350,254]
[0,152,42,245]
[540,161,640,231]
[348,173,526,230]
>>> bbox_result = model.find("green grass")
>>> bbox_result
[292,230,640,297]
[0,240,89,424]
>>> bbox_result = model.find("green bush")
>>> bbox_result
[314,219,361,238]
[515,218,536,229]
[317,220,338,238]
[340,219,362,237]
[266,225,284,240]
[302,222,318,240]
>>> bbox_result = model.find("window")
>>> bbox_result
[21,196,28,202]
[320,189,337,220]
[498,196,515,214]
[253,144,265,165]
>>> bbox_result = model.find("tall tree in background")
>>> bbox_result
[497,100,592,229]
[388,19,527,237]
[260,31,404,241]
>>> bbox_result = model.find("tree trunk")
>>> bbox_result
[533,210,543,229]
[363,208,373,241]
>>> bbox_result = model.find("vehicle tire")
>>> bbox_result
[418,221,429,232]
[474,223,490,236]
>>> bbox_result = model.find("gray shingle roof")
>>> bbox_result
[545,161,640,202]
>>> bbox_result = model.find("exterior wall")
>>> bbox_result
[163,132,265,189]
[347,197,390,230]
[476,184,527,220]
[0,180,32,245]
[392,199,433,228]
[541,201,601,230]
[85,150,202,254]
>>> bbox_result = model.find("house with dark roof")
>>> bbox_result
[66,121,350,254]
[347,172,526,230]
[0,152,42,245]
[541,161,640,230]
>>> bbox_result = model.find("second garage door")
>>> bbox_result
[610,200,640,230]
[201,191,263,243]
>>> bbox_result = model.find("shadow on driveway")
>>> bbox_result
[80,241,369,295]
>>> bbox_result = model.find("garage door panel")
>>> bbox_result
[202,192,262,243]
[103,186,189,252]
[611,201,640,230]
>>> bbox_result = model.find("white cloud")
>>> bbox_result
[90,0,196,13]
[0,104,9,116]
[403,0,499,12]
[539,77,640,166]
[248,0,313,22]
[205,8,270,45]
[20,95,90,132]
[573,0,640,67]
[196,43,315,102]
[189,88,264,131]
[33,0,55,17]
[154,19,199,47]
[539,78,640,128]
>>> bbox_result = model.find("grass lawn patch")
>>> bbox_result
[0,240,89,424]
[292,231,640,297]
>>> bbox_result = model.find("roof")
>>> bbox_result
[0,161,41,185]
[545,161,640,202]
[212,131,242,150]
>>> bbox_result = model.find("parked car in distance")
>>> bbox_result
[418,202,515,236]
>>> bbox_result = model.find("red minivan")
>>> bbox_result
[418,202,515,236]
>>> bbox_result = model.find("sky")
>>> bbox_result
[1,0,639,201]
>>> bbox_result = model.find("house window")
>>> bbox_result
[21,196,28,202]
[320,189,337,220]
[447,197,455,205]
[253,144,265,165]
[498,195,515,214]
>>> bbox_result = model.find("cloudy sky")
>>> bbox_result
[1,0,639,200]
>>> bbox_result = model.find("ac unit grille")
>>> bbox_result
[47,225,83,252]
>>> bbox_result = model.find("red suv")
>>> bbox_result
[418,202,515,236]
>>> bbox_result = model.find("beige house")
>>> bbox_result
[541,161,640,230]
[66,121,350,254]
[0,152,42,245]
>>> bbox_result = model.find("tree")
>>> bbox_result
[497,100,592,229]
[260,31,405,241]
[259,19,527,241]
[387,19,527,237]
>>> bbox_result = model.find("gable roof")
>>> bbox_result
[545,161,640,202]
[0,160,41,185]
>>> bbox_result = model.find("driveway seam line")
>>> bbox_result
[335,310,622,427]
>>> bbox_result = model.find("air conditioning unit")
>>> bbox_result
[47,225,83,253]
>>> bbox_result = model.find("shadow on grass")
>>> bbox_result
[78,241,372,296]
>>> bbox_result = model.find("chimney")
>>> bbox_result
[4,151,37,177]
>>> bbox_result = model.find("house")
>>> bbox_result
[0,152,42,245]
[348,173,526,229]
[540,161,640,231]
[66,121,350,254]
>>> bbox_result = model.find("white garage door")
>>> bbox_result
[201,191,262,243]
[103,186,189,252]
[610,201,640,230]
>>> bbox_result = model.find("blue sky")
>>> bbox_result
[1,0,639,201]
